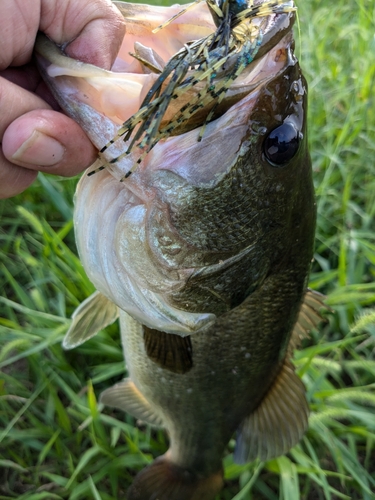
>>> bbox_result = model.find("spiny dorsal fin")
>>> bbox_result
[100,378,164,428]
[143,326,193,374]
[289,288,330,351]
[234,358,309,463]
[63,291,119,349]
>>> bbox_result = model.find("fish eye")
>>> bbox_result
[263,122,300,166]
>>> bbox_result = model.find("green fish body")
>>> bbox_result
[35,2,323,498]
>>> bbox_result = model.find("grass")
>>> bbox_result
[1,0,375,498]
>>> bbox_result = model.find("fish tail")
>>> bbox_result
[127,455,224,500]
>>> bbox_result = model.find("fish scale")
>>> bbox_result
[35,1,325,499]
[167,165,278,251]
[165,68,299,257]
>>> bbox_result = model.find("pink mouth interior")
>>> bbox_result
[45,2,292,127]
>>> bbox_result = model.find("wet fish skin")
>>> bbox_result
[119,42,316,457]
[35,2,320,499]
[163,62,313,318]
[36,2,306,338]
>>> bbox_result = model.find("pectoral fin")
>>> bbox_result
[234,359,309,463]
[143,326,193,374]
[63,291,119,349]
[100,378,164,428]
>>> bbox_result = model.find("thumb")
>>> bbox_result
[40,0,126,70]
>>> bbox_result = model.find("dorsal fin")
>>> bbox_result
[234,288,330,463]
[234,358,309,463]
[100,378,164,428]
[289,288,330,352]
[143,326,193,374]
[63,291,119,349]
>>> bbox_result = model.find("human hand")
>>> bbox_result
[0,0,125,199]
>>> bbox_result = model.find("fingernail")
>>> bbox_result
[11,130,65,166]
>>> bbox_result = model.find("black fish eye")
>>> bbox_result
[263,122,301,166]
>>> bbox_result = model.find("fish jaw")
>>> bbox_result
[35,1,296,144]
[34,1,215,131]
[35,1,312,336]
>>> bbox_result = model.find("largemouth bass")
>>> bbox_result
[35,1,324,498]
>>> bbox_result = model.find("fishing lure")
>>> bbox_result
[90,0,296,179]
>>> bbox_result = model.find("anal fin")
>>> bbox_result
[143,326,193,374]
[234,359,309,463]
[100,378,164,428]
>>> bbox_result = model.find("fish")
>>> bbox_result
[35,1,325,498]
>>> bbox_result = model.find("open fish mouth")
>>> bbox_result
[36,0,296,166]
[36,0,300,335]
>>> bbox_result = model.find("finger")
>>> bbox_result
[0,72,56,199]
[0,76,50,138]
[0,1,40,68]
[3,109,97,177]
[0,153,37,199]
[40,0,126,70]
[0,66,59,110]
[0,65,41,93]
[0,76,96,181]
[1,0,125,70]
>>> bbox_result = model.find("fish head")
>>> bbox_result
[36,0,314,335]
